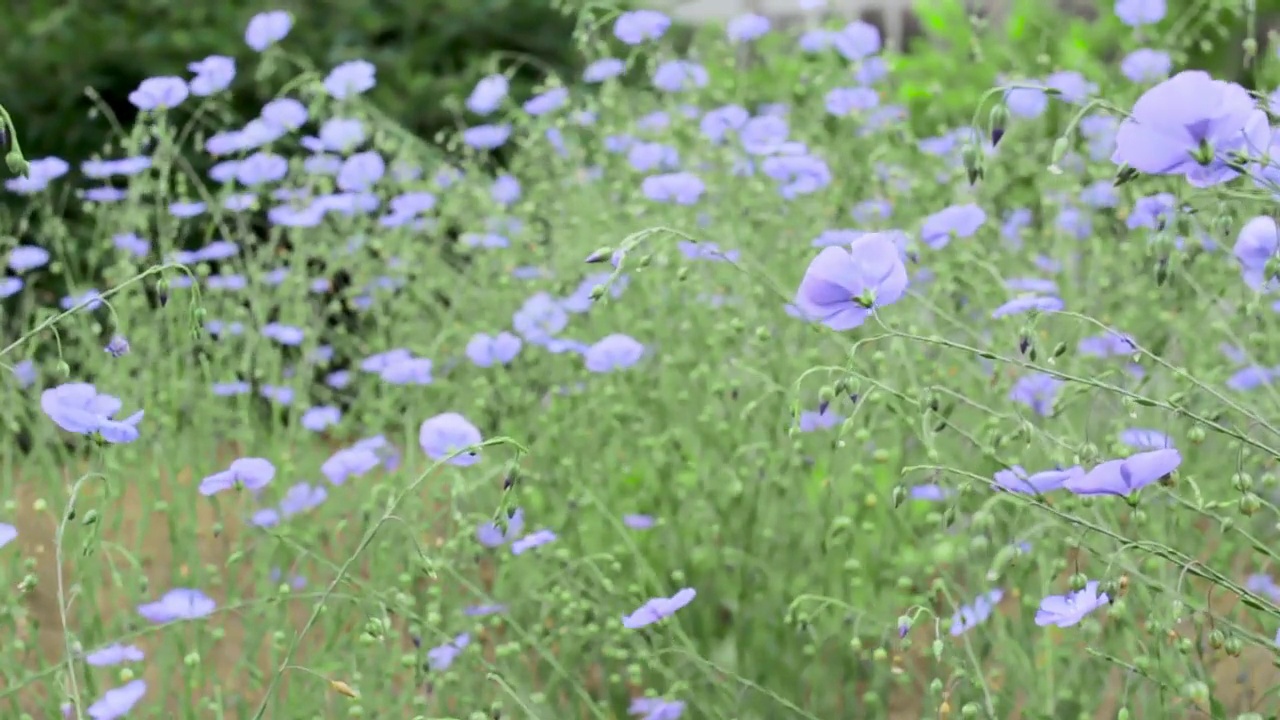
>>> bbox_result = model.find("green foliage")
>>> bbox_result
[0,0,595,163]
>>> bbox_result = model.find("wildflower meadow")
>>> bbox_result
[5,0,1280,718]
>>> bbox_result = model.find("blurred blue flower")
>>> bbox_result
[419,412,483,466]
[614,10,670,44]
[137,588,216,623]
[324,59,377,100]
[623,588,696,629]
[950,589,1003,635]
[87,680,147,720]
[41,383,144,443]
[1064,449,1182,496]
[727,13,770,42]
[1035,581,1108,627]
[245,10,292,51]
[427,633,470,671]
[85,643,144,667]
[466,332,523,368]
[200,458,276,496]
[467,74,509,115]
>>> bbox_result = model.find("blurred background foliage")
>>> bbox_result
[0,0,618,167]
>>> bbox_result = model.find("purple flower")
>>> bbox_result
[511,529,557,555]
[727,13,770,42]
[199,458,276,496]
[320,443,378,481]
[629,697,686,720]
[993,465,1083,493]
[87,680,147,720]
[614,10,671,44]
[41,383,144,443]
[991,295,1063,318]
[1234,216,1278,290]
[419,412,483,466]
[189,55,236,96]
[137,588,216,623]
[792,232,909,331]
[1009,373,1062,416]
[427,633,470,671]
[381,356,434,385]
[301,405,342,431]
[1045,70,1096,103]
[584,58,625,83]
[1112,71,1270,188]
[465,332,523,368]
[1115,0,1165,26]
[825,87,879,115]
[324,60,377,100]
[104,335,130,358]
[1127,192,1176,229]
[1119,428,1173,450]
[1079,330,1137,357]
[464,603,508,616]
[1063,449,1182,496]
[624,513,655,529]
[279,482,328,518]
[641,172,705,204]
[477,508,526,547]
[833,20,881,59]
[128,77,189,111]
[949,589,1003,636]
[1005,86,1047,118]
[798,407,844,432]
[653,60,708,92]
[468,74,509,115]
[584,334,645,372]
[513,293,569,341]
[8,245,49,272]
[1121,48,1172,83]
[525,87,569,116]
[622,588,696,629]
[245,10,292,51]
[5,156,69,194]
[0,523,15,549]
[1247,574,1280,601]
[921,204,987,249]
[1035,581,1109,627]
[85,643,145,666]
[1228,365,1273,390]
[909,484,952,501]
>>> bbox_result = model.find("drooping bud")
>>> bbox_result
[5,151,29,177]
[961,143,983,186]
[584,246,614,264]
[1113,164,1139,187]
[1047,137,1070,175]
[988,104,1009,147]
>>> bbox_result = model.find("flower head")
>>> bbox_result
[1063,449,1182,496]
[622,588,696,629]
[199,458,276,496]
[1035,581,1109,627]
[1112,71,1270,187]
[41,383,144,443]
[137,588,216,623]
[793,232,909,331]
[419,412,483,466]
